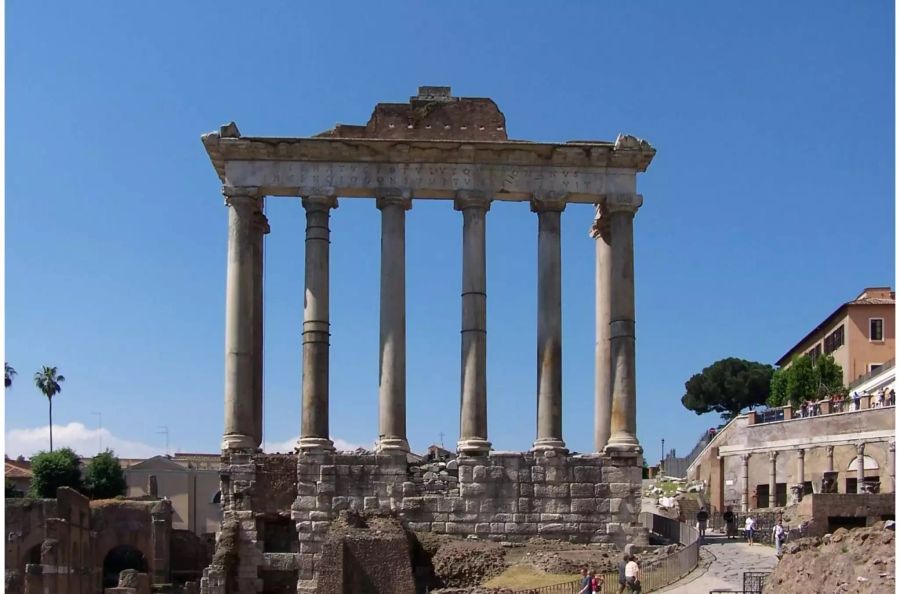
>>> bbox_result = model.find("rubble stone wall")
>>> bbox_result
[290,450,643,580]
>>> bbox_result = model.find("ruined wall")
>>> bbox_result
[291,450,643,581]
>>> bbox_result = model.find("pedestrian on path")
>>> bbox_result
[696,507,709,540]
[578,568,591,594]
[625,555,642,592]
[723,506,736,539]
[772,519,786,560]
[616,554,629,594]
[745,515,756,545]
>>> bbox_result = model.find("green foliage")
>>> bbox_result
[5,478,25,498]
[5,363,16,388]
[29,448,82,498]
[767,354,845,407]
[681,358,774,420]
[83,450,127,499]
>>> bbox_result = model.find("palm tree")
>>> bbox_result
[5,363,16,388]
[34,366,65,451]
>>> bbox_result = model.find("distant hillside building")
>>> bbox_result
[776,287,895,384]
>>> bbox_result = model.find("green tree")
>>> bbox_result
[6,478,24,498]
[681,358,774,421]
[768,354,845,407]
[5,363,16,388]
[29,448,82,498]
[83,450,127,499]
[33,366,66,451]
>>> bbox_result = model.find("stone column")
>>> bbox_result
[298,193,338,452]
[222,186,261,451]
[740,454,750,512]
[604,194,643,455]
[856,442,866,493]
[791,448,806,504]
[825,445,834,473]
[251,206,270,448]
[889,441,895,493]
[456,191,491,456]
[376,190,412,453]
[590,207,612,451]
[532,193,567,453]
[768,451,778,507]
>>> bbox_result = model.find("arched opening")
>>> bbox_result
[211,490,222,504]
[103,545,148,588]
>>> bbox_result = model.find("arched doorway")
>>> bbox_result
[103,545,148,588]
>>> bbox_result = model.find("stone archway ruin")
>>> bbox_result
[201,87,656,593]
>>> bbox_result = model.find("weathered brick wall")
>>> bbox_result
[291,450,643,580]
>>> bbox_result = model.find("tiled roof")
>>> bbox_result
[5,462,33,479]
[849,297,895,306]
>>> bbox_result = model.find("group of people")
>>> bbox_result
[849,386,896,411]
[578,554,642,593]
[720,506,789,560]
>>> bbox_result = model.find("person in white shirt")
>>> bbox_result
[745,515,756,545]
[772,518,786,559]
[624,556,641,592]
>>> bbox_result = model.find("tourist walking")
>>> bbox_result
[853,391,861,411]
[578,568,591,594]
[696,507,709,540]
[745,515,756,545]
[590,569,603,593]
[772,518,786,560]
[625,555,642,592]
[616,554,629,594]
[723,506,736,539]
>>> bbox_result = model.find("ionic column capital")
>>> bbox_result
[797,448,805,459]
[253,210,271,235]
[825,445,835,456]
[741,453,751,463]
[375,188,412,210]
[768,451,778,461]
[530,191,567,213]
[589,204,611,240]
[301,193,339,212]
[889,440,895,453]
[605,193,643,216]
[223,186,261,208]
[856,442,866,455]
[454,190,491,212]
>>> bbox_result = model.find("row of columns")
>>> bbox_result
[738,440,896,511]
[220,186,643,457]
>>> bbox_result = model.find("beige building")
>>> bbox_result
[687,362,895,512]
[776,287,895,385]
[124,453,221,537]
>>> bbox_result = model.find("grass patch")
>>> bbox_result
[485,565,578,589]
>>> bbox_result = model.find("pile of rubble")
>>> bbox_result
[764,522,895,593]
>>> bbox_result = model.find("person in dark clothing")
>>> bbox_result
[723,506,736,539]
[617,554,629,593]
[696,507,710,539]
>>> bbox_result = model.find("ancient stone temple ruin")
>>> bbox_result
[200,87,655,593]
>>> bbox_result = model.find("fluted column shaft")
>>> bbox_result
[299,194,338,452]
[591,209,612,452]
[456,192,491,455]
[532,195,566,453]
[768,451,778,507]
[222,187,261,450]
[604,194,643,455]
[376,192,412,453]
[741,454,750,512]
[856,442,866,493]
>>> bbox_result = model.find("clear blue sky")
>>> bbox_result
[5,2,895,461]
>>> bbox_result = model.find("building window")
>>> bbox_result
[824,325,844,354]
[868,363,883,373]
[869,318,884,342]
[806,344,822,361]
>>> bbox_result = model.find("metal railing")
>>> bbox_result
[708,570,770,593]
[755,408,784,424]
